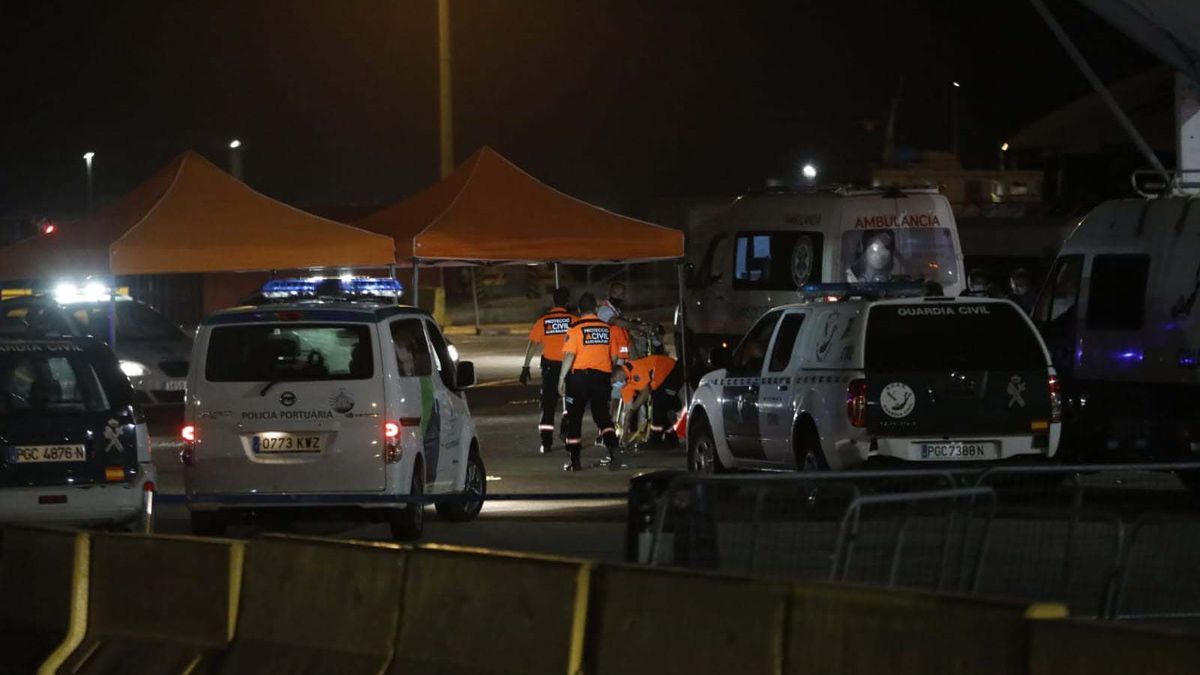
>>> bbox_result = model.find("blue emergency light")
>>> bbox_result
[261,276,404,300]
[799,281,928,301]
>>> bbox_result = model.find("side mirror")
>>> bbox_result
[455,361,476,389]
[709,345,733,371]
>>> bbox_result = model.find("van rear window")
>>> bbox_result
[205,324,373,382]
[865,303,1045,372]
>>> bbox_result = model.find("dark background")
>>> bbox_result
[0,0,1154,219]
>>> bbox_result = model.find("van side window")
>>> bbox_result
[424,321,457,390]
[390,319,433,377]
[1033,256,1084,325]
[731,310,782,374]
[767,313,805,372]
[1086,255,1149,331]
[733,232,824,290]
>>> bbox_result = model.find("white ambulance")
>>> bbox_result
[681,187,966,366]
[182,279,484,540]
[1033,195,1200,466]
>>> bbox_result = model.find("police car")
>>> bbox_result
[182,277,484,540]
[0,331,156,529]
[685,284,1061,472]
[0,286,193,408]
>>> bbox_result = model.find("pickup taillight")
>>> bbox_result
[1049,375,1062,423]
[847,379,868,428]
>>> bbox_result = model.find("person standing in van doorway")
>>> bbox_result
[558,292,623,472]
[520,288,576,454]
[1009,268,1037,314]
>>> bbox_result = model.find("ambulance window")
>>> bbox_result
[731,310,781,373]
[733,232,823,290]
[841,228,956,287]
[1033,256,1083,325]
[424,321,457,390]
[1086,255,1149,331]
[767,313,805,372]
[390,319,433,377]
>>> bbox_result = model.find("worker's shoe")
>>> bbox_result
[538,443,553,454]
[563,449,583,472]
[599,452,626,471]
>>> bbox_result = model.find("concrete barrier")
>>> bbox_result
[389,544,590,675]
[1030,620,1200,675]
[787,583,1065,675]
[49,533,243,674]
[585,565,790,675]
[216,537,408,674]
[0,527,87,675]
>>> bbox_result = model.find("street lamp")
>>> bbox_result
[802,163,818,183]
[950,81,961,157]
[999,142,1009,170]
[82,152,95,211]
[228,139,243,181]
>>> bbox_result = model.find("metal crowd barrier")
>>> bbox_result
[632,462,1200,625]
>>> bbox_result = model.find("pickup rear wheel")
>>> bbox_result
[390,459,425,541]
[794,419,829,471]
[688,414,725,474]
[436,446,486,522]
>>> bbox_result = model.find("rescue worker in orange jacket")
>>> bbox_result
[520,287,575,454]
[557,292,623,471]
[619,336,683,447]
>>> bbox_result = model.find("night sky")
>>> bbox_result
[0,0,1154,221]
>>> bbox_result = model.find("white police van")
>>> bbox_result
[684,285,1060,472]
[1034,195,1200,463]
[182,278,484,540]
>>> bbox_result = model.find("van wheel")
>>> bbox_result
[437,447,486,522]
[794,420,829,471]
[190,511,227,537]
[688,414,725,474]
[390,461,425,541]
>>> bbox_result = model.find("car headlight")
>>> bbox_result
[120,360,149,378]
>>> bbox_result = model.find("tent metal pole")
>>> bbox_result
[676,261,689,412]
[108,277,118,348]
[389,264,399,306]
[411,258,419,308]
[553,263,560,287]
[471,267,481,335]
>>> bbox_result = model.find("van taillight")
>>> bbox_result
[1049,375,1062,423]
[847,379,868,427]
[180,425,196,467]
[384,422,402,464]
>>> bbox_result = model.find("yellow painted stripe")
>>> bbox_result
[1025,602,1068,620]
[38,533,91,675]
[227,541,245,642]
[566,562,593,675]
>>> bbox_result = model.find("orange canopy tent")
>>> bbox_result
[0,151,394,281]
[357,146,684,265]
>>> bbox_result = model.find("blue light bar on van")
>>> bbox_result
[799,281,928,300]
[261,277,404,300]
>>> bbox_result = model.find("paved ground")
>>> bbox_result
[151,334,685,561]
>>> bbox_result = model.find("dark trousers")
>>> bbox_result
[649,367,684,444]
[564,369,618,463]
[539,358,564,449]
